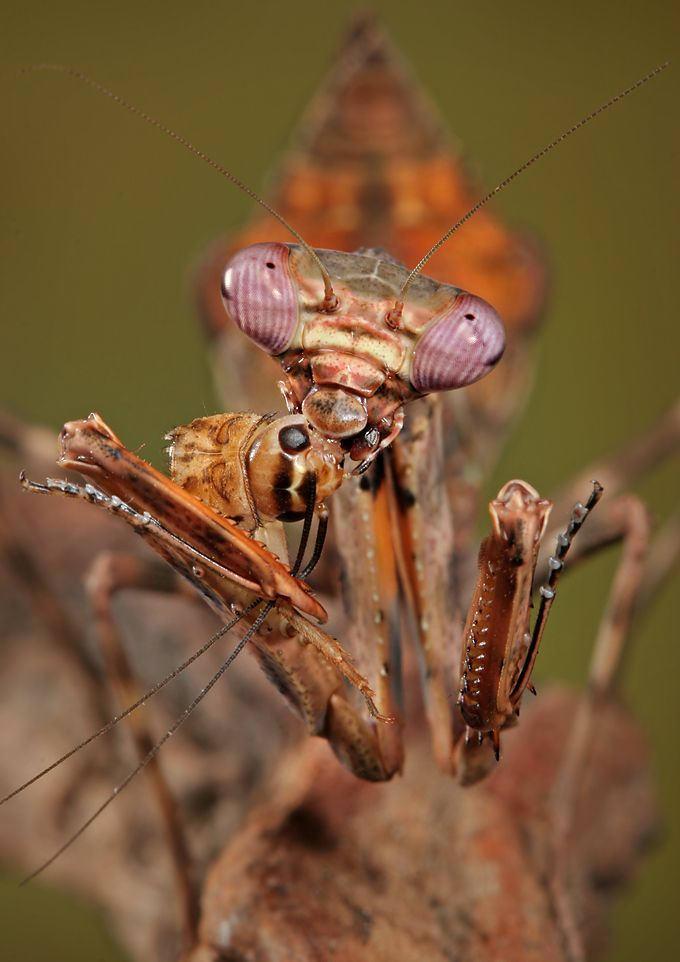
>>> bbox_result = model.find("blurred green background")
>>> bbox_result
[1,1,677,959]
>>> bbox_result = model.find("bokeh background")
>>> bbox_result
[1,1,677,959]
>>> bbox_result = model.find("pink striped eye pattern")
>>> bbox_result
[221,243,299,355]
[410,293,506,393]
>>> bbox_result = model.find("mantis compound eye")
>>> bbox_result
[221,242,298,355]
[410,293,506,393]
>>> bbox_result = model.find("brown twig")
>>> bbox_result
[549,398,680,522]
[86,552,200,951]
[548,495,652,962]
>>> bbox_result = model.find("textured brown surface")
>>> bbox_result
[192,692,656,962]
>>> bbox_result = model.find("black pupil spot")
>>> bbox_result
[266,262,276,269]
[278,425,310,455]
[464,313,475,320]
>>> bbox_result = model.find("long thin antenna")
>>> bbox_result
[21,600,274,884]
[0,600,258,806]
[24,64,338,311]
[393,61,669,312]
[9,466,324,807]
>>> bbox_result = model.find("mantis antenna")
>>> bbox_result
[24,64,338,312]
[388,61,669,322]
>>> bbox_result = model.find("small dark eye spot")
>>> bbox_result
[278,425,310,455]
[464,313,475,320]
[266,262,276,269]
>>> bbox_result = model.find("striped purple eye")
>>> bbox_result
[221,242,299,355]
[410,293,506,393]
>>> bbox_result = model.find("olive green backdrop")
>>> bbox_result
[1,1,677,959]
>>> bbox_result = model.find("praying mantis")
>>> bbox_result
[0,13,672,960]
